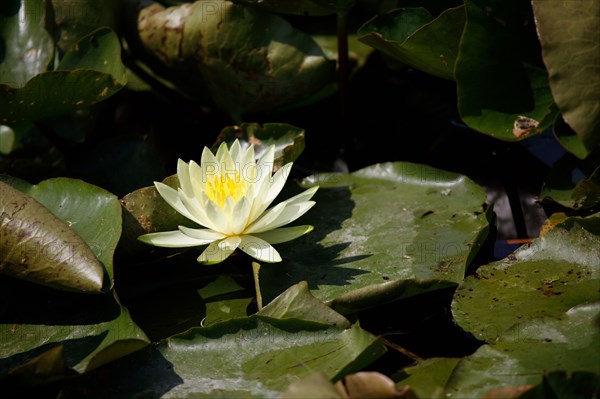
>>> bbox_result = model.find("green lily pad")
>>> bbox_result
[119,123,306,259]
[519,371,600,399]
[397,357,461,399]
[258,281,351,328]
[118,260,256,341]
[446,302,600,398]
[452,215,600,342]
[395,304,600,398]
[553,115,591,160]
[0,284,149,387]
[260,162,490,314]
[0,28,127,124]
[455,0,557,141]
[133,1,335,118]
[357,6,465,80]
[1,176,121,292]
[1,176,122,285]
[541,162,600,211]
[61,316,385,398]
[532,0,600,154]
[52,0,120,51]
[0,0,53,88]
[0,180,104,293]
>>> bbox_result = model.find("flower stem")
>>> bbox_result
[252,261,263,310]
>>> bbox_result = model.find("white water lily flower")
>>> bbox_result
[138,140,318,264]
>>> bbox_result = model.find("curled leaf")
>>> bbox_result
[0,181,104,293]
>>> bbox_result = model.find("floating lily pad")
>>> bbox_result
[132,0,335,118]
[396,303,600,398]
[455,0,557,141]
[259,162,490,314]
[0,284,149,387]
[258,281,351,328]
[60,316,385,398]
[446,302,600,398]
[0,176,121,292]
[397,357,461,399]
[357,6,465,80]
[541,162,600,211]
[0,28,127,124]
[532,0,600,154]
[452,214,600,342]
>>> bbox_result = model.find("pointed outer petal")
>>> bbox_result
[245,201,287,234]
[177,159,194,197]
[232,196,252,234]
[154,182,201,224]
[201,146,219,183]
[198,236,241,264]
[240,143,256,167]
[221,144,238,177]
[284,185,319,206]
[252,225,314,244]
[257,162,293,215]
[204,196,231,234]
[239,235,282,263]
[189,160,205,198]
[255,145,275,191]
[178,189,217,230]
[229,139,241,162]
[178,225,226,242]
[215,141,229,162]
[246,201,316,234]
[138,230,208,248]
[247,185,319,231]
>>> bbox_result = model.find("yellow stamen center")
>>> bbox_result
[205,171,248,208]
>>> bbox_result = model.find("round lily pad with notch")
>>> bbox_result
[259,161,490,314]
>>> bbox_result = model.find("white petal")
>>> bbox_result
[245,186,318,233]
[204,196,230,234]
[201,146,219,183]
[138,230,210,248]
[189,160,205,198]
[254,145,275,192]
[178,226,226,242]
[215,141,228,162]
[246,201,315,233]
[240,143,255,167]
[154,182,200,224]
[229,139,241,162]
[232,196,251,234]
[221,145,238,177]
[284,185,319,205]
[179,189,217,230]
[198,236,241,264]
[245,201,287,234]
[252,162,292,220]
[239,235,282,263]
[177,159,194,197]
[252,225,314,244]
